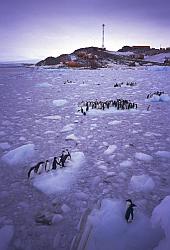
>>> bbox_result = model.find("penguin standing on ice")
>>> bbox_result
[125,199,136,223]
[28,161,45,178]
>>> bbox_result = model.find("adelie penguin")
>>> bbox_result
[28,161,45,179]
[125,199,136,223]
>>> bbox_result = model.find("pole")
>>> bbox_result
[102,24,105,49]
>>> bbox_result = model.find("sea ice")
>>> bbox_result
[135,152,153,162]
[130,174,155,192]
[1,144,35,166]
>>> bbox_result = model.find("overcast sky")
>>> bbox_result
[0,0,170,61]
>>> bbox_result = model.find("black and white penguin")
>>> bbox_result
[125,199,136,223]
[28,161,45,179]
[45,160,50,172]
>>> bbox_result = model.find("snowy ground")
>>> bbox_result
[0,64,170,250]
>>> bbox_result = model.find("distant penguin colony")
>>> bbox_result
[78,98,138,115]
[28,149,71,178]
[114,81,137,87]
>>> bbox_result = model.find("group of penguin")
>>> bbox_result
[78,98,138,115]
[27,149,71,179]
[146,91,165,99]
[114,81,137,87]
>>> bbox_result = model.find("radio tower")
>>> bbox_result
[102,24,105,50]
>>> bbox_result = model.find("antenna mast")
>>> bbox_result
[102,24,105,49]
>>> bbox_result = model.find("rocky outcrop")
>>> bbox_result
[36,46,166,68]
[36,47,129,68]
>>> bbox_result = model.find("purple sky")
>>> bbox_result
[0,0,170,61]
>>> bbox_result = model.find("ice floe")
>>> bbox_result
[119,160,133,167]
[108,120,122,125]
[52,99,68,107]
[61,124,75,133]
[44,115,61,120]
[130,174,155,192]
[104,145,117,155]
[72,198,161,250]
[0,142,11,150]
[155,151,170,159]
[135,152,153,162]
[35,82,52,88]
[1,144,35,166]
[33,151,85,194]
[151,196,170,250]
[65,134,79,142]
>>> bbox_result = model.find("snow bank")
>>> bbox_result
[52,99,68,106]
[155,151,170,159]
[130,174,155,192]
[135,152,153,162]
[104,145,117,155]
[33,151,85,194]
[1,144,35,166]
[73,199,161,250]
[151,196,170,250]
[0,225,14,250]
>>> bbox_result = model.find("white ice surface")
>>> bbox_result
[1,144,35,166]
[130,174,155,192]
[151,196,170,250]
[33,151,85,194]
